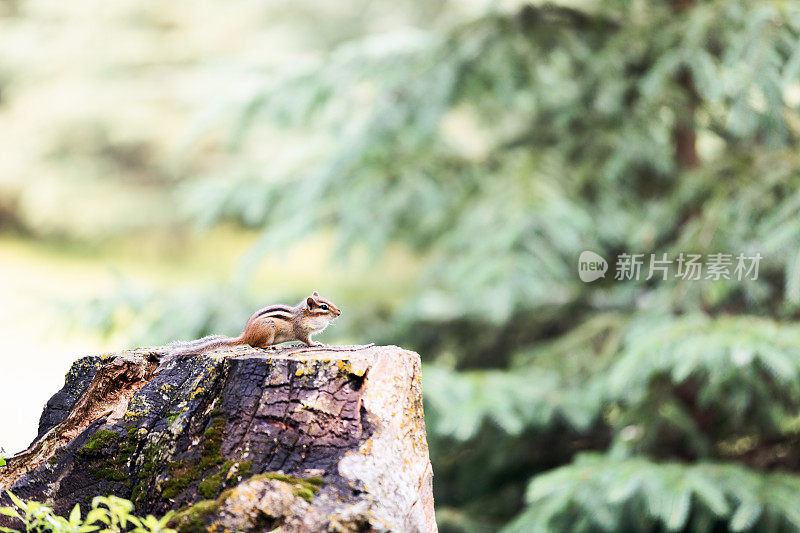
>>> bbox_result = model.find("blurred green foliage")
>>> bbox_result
[7,0,800,531]
[0,493,174,533]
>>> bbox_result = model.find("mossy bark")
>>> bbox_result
[0,344,436,532]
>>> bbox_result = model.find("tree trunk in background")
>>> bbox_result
[673,0,698,169]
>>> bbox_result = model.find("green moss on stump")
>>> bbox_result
[77,429,133,485]
[169,495,228,533]
[236,460,253,480]
[121,426,138,456]
[94,465,128,483]
[80,430,119,455]
[198,460,234,499]
[251,473,325,503]
[133,417,229,503]
[132,441,160,504]
[199,418,226,470]
[162,459,199,500]
[168,470,326,532]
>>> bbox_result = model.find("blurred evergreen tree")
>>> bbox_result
[92,0,800,531]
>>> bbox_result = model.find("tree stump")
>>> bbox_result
[0,344,437,532]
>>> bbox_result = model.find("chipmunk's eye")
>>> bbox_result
[320,304,329,311]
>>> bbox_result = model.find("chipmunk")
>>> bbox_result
[158,292,341,365]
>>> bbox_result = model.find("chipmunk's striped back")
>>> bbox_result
[253,305,295,321]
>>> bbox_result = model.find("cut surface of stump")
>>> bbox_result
[0,344,436,533]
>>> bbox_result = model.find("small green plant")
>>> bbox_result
[0,492,174,533]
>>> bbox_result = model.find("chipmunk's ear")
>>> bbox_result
[312,291,319,297]
[306,297,316,308]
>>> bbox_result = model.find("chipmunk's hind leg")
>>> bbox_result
[246,318,278,349]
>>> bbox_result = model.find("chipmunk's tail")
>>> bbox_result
[167,335,242,356]
[155,335,242,374]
